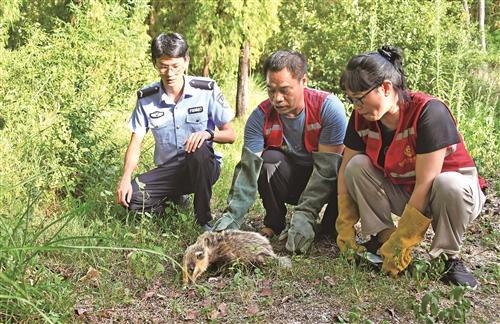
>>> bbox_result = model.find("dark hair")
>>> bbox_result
[340,46,408,103]
[263,49,308,80]
[151,32,189,64]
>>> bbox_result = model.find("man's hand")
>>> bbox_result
[116,177,133,207]
[185,130,212,153]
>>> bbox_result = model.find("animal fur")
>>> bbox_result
[182,230,277,285]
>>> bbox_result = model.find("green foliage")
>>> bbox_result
[0,0,498,322]
[0,190,75,322]
[151,0,280,84]
[412,286,472,323]
[272,0,481,92]
[336,306,375,323]
[271,0,499,177]
[0,0,151,209]
[0,0,73,49]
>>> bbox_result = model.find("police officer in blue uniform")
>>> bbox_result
[116,32,235,231]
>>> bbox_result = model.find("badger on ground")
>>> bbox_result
[182,229,286,285]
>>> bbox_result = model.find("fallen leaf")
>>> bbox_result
[281,295,292,304]
[245,303,259,317]
[259,280,273,296]
[184,310,199,320]
[260,287,272,297]
[214,280,226,289]
[218,302,228,316]
[97,309,112,318]
[78,266,100,286]
[323,276,335,286]
[142,291,155,300]
[314,278,321,285]
[186,289,197,298]
[208,309,220,320]
[74,308,89,316]
[207,302,228,320]
[260,279,272,288]
[202,297,213,308]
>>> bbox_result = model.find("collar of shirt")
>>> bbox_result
[159,76,195,106]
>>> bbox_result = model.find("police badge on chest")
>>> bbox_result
[188,106,204,114]
[149,110,169,128]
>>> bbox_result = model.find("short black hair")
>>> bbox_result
[340,46,408,103]
[151,32,189,64]
[263,49,308,80]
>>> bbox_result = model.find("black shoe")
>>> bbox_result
[440,258,478,289]
[361,236,382,255]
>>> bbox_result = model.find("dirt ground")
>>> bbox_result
[74,187,499,323]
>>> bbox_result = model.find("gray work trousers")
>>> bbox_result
[344,154,485,258]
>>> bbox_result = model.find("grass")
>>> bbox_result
[1,75,498,322]
[1,196,498,322]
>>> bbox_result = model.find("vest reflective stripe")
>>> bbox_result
[390,170,416,178]
[357,129,380,139]
[259,88,329,152]
[265,124,282,135]
[307,122,322,131]
[445,144,457,156]
[368,130,380,139]
[354,91,477,190]
[395,127,415,140]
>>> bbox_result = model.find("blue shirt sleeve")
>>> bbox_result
[319,95,347,146]
[128,101,148,135]
[244,108,265,154]
[209,81,235,128]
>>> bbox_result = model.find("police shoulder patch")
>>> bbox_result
[189,79,215,90]
[137,85,160,99]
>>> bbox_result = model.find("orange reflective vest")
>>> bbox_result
[259,88,329,153]
[354,92,477,191]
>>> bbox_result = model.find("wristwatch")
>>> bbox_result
[205,128,215,141]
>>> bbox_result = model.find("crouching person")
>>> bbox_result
[116,32,235,231]
[213,50,347,254]
[336,46,486,288]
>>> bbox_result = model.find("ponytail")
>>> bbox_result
[340,45,408,104]
[376,46,406,89]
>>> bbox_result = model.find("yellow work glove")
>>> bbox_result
[335,194,364,254]
[380,204,432,276]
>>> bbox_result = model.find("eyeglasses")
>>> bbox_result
[346,84,380,106]
[156,64,184,74]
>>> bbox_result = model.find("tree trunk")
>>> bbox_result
[236,41,250,118]
[479,0,486,51]
[202,54,211,77]
[70,0,82,26]
[462,0,470,28]
[147,1,157,38]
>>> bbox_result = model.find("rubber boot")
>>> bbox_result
[286,152,342,253]
[212,147,263,231]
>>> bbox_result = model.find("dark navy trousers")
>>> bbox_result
[128,143,220,225]
[257,149,338,236]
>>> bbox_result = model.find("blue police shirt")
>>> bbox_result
[128,75,234,166]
